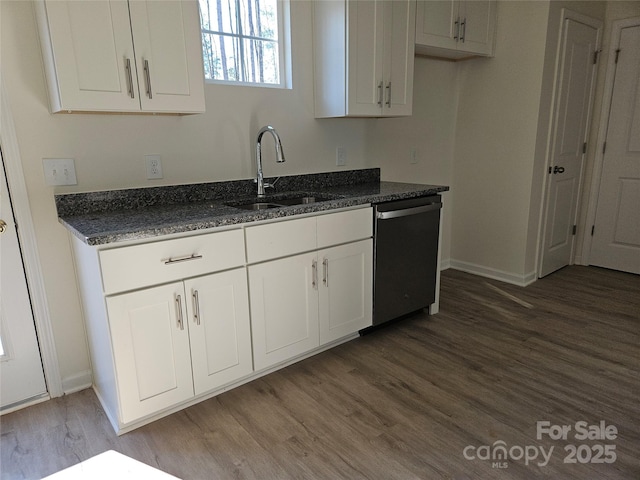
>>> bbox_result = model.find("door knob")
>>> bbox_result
[553,166,565,174]
[0,219,6,234]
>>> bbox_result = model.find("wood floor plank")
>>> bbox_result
[1,266,638,479]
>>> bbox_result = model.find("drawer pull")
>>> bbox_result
[164,254,203,265]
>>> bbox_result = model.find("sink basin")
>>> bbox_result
[232,202,283,211]
[227,194,333,210]
[275,196,329,206]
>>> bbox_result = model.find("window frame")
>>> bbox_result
[199,0,289,89]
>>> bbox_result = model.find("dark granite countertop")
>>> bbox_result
[56,169,448,246]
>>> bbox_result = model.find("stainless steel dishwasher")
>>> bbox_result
[372,195,442,327]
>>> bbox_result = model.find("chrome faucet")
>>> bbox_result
[255,125,286,197]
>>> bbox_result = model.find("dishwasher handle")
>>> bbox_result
[376,202,441,220]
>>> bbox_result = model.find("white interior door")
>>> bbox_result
[589,24,640,274]
[540,12,601,277]
[1,149,48,411]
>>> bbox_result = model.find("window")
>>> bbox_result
[199,0,287,87]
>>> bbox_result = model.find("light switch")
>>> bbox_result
[43,158,77,186]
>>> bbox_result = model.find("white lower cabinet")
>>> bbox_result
[106,282,194,424]
[319,240,373,344]
[106,268,252,425]
[248,252,320,371]
[184,269,253,395]
[73,207,373,433]
[249,239,373,371]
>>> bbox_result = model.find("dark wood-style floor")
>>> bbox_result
[1,266,639,479]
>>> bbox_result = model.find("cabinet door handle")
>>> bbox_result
[386,82,391,107]
[143,58,153,99]
[164,254,203,265]
[176,294,184,330]
[312,260,318,289]
[454,18,460,40]
[192,290,201,326]
[322,258,328,286]
[124,57,134,98]
[460,18,466,43]
[377,81,383,106]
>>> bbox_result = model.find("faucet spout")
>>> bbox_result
[256,125,286,197]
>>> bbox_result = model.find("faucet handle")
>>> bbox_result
[263,176,281,190]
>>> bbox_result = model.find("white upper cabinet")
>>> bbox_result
[35,0,205,114]
[313,0,416,118]
[415,0,496,59]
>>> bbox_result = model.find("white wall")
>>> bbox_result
[450,0,606,285]
[451,0,551,284]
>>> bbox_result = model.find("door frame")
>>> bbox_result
[537,8,602,278]
[1,85,63,399]
[580,16,640,266]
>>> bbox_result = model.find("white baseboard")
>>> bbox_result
[62,370,93,395]
[440,257,451,270]
[449,259,537,287]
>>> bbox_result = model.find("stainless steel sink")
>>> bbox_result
[232,202,283,210]
[275,196,327,206]
[227,194,332,210]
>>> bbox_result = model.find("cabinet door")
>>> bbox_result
[185,269,253,395]
[415,0,458,50]
[457,0,496,56]
[40,0,140,112]
[106,283,193,424]
[248,252,319,370]
[347,0,385,116]
[128,0,205,113]
[319,240,373,344]
[384,0,415,117]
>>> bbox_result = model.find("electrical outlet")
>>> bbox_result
[409,147,418,164]
[336,147,347,166]
[145,154,163,179]
[43,158,77,185]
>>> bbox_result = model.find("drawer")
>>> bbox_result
[245,216,317,264]
[99,229,245,294]
[317,207,372,249]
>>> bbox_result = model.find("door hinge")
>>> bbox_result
[591,225,595,236]
[615,49,621,64]
[602,142,607,154]
[572,225,577,235]
[593,49,600,64]
[582,142,587,154]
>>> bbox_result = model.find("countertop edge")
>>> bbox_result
[59,183,449,247]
